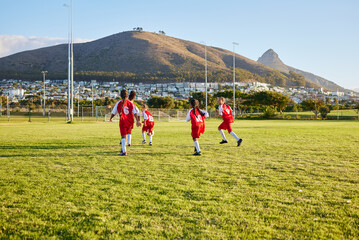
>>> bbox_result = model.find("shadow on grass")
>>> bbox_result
[0,154,42,158]
[0,144,92,150]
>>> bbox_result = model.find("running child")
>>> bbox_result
[186,99,209,156]
[109,90,140,156]
[127,90,141,146]
[217,97,242,146]
[141,104,155,146]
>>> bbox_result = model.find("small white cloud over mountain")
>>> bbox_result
[0,35,90,58]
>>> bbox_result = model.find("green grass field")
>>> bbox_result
[0,119,358,239]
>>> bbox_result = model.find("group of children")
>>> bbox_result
[110,90,242,156]
[109,90,155,156]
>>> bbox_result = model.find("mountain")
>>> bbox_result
[258,49,344,91]
[0,31,319,87]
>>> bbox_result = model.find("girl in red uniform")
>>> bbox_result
[186,99,209,156]
[127,90,141,146]
[109,90,140,156]
[217,97,242,146]
[141,104,155,146]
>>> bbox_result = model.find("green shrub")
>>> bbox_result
[261,106,277,119]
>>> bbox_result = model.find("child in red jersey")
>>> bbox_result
[109,90,140,156]
[141,104,155,146]
[217,97,242,146]
[186,99,209,156]
[127,90,141,146]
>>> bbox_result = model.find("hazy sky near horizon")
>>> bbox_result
[1,0,358,89]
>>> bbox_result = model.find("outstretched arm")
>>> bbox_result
[109,114,115,122]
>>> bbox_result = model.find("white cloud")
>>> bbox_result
[0,35,91,58]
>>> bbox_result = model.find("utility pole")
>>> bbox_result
[232,42,239,117]
[41,71,48,116]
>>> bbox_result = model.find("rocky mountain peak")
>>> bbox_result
[257,49,287,72]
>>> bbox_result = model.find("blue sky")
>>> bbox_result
[1,0,358,89]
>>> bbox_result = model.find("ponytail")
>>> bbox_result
[190,98,205,116]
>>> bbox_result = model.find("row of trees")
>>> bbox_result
[2,92,358,119]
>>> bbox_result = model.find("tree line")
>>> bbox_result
[2,92,358,119]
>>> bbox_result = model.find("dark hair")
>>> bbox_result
[129,90,136,101]
[120,89,128,99]
[190,98,205,116]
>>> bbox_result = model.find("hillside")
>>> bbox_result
[0,31,320,87]
[258,49,344,91]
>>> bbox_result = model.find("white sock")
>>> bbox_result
[230,131,240,141]
[121,138,126,153]
[219,129,227,141]
[194,141,200,152]
[142,132,146,141]
[149,135,152,143]
[127,134,131,145]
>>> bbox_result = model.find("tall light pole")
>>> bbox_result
[232,42,239,117]
[70,0,74,122]
[201,41,208,112]
[41,71,48,116]
[64,0,74,122]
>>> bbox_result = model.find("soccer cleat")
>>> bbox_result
[193,151,202,156]
[149,142,152,146]
[220,140,228,144]
[128,144,131,147]
[237,139,243,147]
[119,152,127,156]
[142,140,147,144]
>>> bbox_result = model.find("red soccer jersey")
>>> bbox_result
[143,110,154,126]
[142,110,155,134]
[220,104,234,123]
[190,108,206,138]
[116,99,134,135]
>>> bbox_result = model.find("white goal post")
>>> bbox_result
[96,106,188,122]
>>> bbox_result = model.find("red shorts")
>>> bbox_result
[120,121,132,135]
[218,121,232,133]
[191,125,205,139]
[142,123,154,134]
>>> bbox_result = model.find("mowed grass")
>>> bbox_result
[0,119,358,239]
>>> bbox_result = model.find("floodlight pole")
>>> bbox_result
[41,71,48,116]
[70,0,74,122]
[232,42,239,117]
[64,0,74,122]
[64,2,71,121]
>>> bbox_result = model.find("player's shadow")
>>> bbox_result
[0,144,89,150]
[0,154,41,158]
